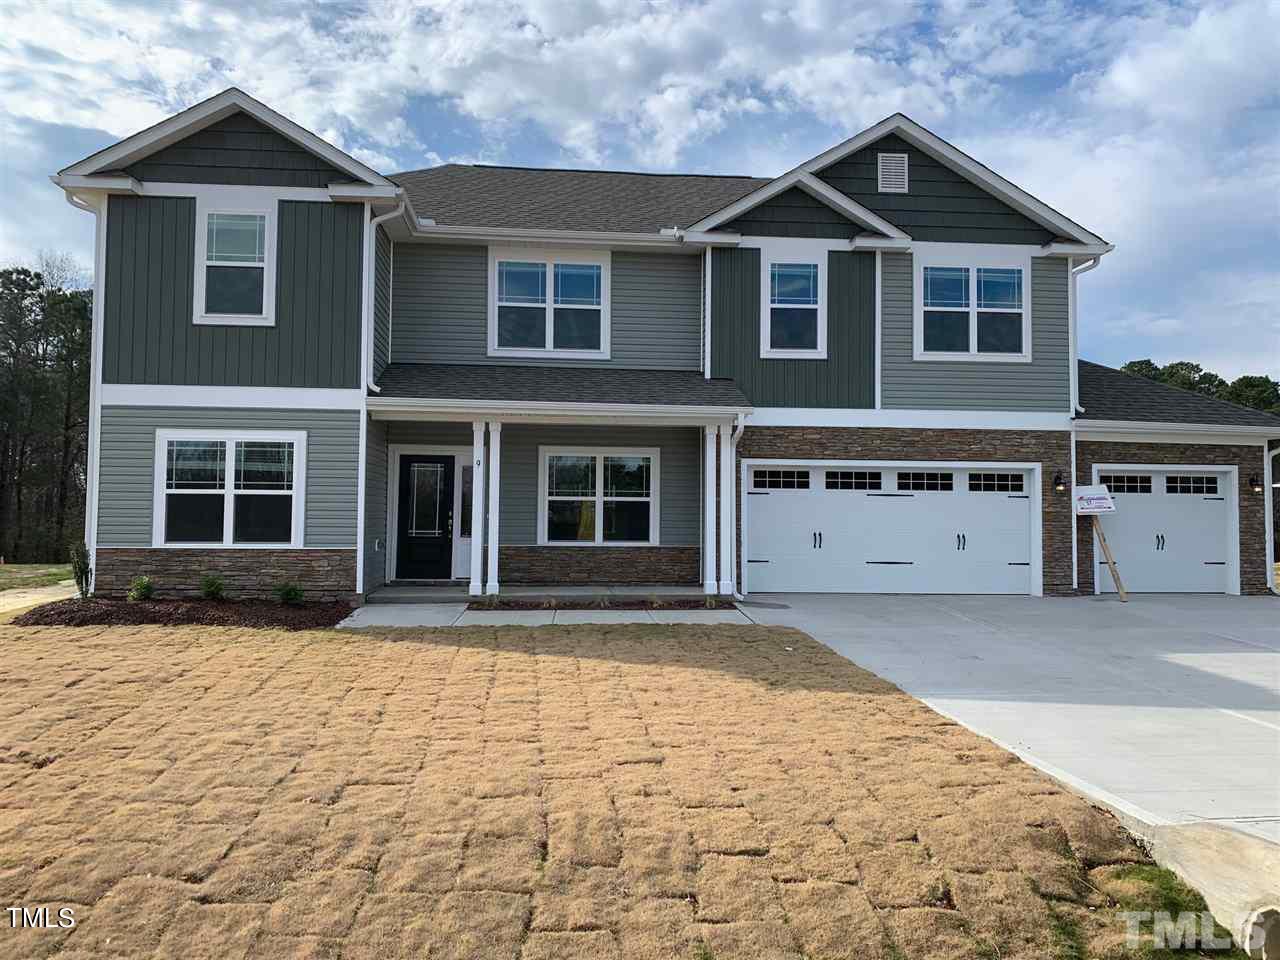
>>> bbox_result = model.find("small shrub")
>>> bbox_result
[126,575,154,601]
[199,574,225,600]
[69,540,92,600]
[274,582,304,606]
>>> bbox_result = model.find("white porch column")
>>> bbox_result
[718,421,734,595]
[485,421,502,594]
[469,420,486,596]
[703,424,718,594]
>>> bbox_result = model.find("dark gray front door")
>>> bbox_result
[396,455,454,579]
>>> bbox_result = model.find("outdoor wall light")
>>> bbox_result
[1250,475,1263,494]
[1053,472,1066,493]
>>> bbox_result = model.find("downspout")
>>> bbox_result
[365,201,407,394]
[1069,255,1101,414]
[731,412,745,600]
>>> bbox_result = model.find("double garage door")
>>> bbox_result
[745,464,1035,594]
[1093,468,1232,593]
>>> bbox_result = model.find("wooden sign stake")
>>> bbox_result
[1091,514,1127,601]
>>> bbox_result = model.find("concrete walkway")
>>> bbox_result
[0,580,77,615]
[339,603,752,628]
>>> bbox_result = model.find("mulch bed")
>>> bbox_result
[469,596,738,611]
[12,597,352,631]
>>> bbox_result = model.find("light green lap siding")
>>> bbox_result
[880,253,1070,411]
[97,407,360,548]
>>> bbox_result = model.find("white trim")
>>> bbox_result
[59,86,392,187]
[325,184,401,201]
[53,173,141,193]
[356,411,366,593]
[746,408,1072,430]
[192,189,278,327]
[486,422,501,594]
[877,152,909,193]
[84,194,108,588]
[718,428,734,594]
[100,384,365,409]
[751,237,835,360]
[416,223,690,248]
[361,203,372,385]
[470,422,486,596]
[487,247,612,360]
[912,242,1032,363]
[386,445,475,582]
[536,446,661,547]
[1266,448,1276,593]
[1070,425,1079,591]
[738,457,1044,597]
[703,425,718,593]
[874,250,883,409]
[686,169,909,239]
[387,238,396,369]
[1075,421,1280,439]
[703,246,712,378]
[1090,462,1241,596]
[150,428,306,549]
[1041,241,1114,257]
[366,396,749,423]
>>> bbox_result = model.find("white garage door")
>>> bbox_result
[1095,469,1231,593]
[745,465,1034,594]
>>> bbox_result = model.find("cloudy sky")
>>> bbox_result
[1,0,1276,377]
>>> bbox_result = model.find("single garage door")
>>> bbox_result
[745,465,1034,594]
[1095,469,1231,593]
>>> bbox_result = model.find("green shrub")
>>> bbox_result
[274,582,304,606]
[69,540,92,600]
[126,575,154,601]
[199,575,225,600]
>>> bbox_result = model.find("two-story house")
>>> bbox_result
[54,88,1280,603]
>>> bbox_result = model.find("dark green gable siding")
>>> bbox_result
[122,111,353,187]
[372,225,391,380]
[103,195,362,387]
[711,247,874,407]
[816,134,1054,244]
[723,186,861,239]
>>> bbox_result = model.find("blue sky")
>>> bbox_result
[1,0,1276,378]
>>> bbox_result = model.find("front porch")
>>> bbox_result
[362,364,752,600]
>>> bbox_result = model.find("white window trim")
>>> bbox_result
[151,428,306,548]
[488,247,611,360]
[749,237,843,361]
[912,242,1033,363]
[192,187,278,327]
[536,446,660,546]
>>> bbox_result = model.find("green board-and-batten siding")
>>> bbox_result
[102,195,362,388]
[710,247,875,408]
[122,111,352,187]
[723,186,863,239]
[816,134,1055,245]
[96,406,360,548]
[373,226,391,381]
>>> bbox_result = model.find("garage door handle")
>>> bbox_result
[818,531,822,549]
[813,532,817,549]
[961,533,966,551]
[956,534,961,551]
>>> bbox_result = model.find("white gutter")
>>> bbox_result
[411,222,691,248]
[1041,241,1114,257]
[1069,255,1101,414]
[1074,419,1280,437]
[364,201,407,394]
[366,395,751,421]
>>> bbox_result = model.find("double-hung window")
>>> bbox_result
[914,244,1031,361]
[758,239,832,359]
[153,430,305,547]
[490,249,610,358]
[539,447,659,545]
[193,191,276,326]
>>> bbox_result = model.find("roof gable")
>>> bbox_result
[724,185,866,239]
[60,87,391,187]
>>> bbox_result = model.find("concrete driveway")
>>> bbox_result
[743,593,1280,845]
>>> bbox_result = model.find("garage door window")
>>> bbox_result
[1165,475,1218,495]
[897,471,953,492]
[968,472,1024,493]
[754,469,809,490]
[826,470,881,490]
[1100,474,1151,494]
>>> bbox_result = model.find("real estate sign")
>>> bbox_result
[1074,484,1116,515]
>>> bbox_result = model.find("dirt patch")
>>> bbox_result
[11,597,351,631]
[0,622,1238,959]
[469,596,738,611]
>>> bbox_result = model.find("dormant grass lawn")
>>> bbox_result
[0,622,1238,959]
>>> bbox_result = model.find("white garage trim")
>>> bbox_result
[740,458,1043,596]
[1090,463,1240,596]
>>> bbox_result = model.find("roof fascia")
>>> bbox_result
[366,396,751,421]
[1074,418,1280,438]
[59,88,392,187]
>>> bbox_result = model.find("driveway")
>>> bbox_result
[745,593,1280,843]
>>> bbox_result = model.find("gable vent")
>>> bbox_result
[877,153,908,193]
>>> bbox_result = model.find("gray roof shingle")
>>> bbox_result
[1078,360,1280,429]
[389,164,768,233]
[375,363,751,409]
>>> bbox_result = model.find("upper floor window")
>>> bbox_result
[193,192,277,327]
[489,248,610,359]
[756,238,834,360]
[913,243,1031,363]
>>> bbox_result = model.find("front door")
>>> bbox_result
[397,455,454,579]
